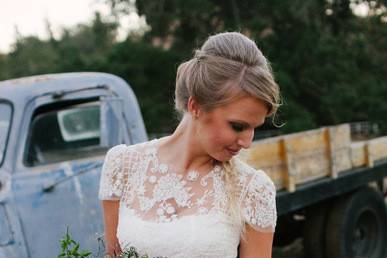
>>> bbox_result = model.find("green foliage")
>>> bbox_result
[58,227,92,258]
[57,229,154,258]
[120,246,149,258]
[102,39,182,133]
[4,36,58,79]
[104,0,387,134]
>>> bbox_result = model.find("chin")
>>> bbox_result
[211,153,233,163]
[207,146,234,162]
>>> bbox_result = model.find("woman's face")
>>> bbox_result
[193,95,268,162]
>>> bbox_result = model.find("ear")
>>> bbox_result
[187,96,201,117]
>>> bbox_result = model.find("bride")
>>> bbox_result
[99,31,280,258]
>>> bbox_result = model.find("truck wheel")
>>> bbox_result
[273,214,303,247]
[303,202,329,258]
[325,187,387,258]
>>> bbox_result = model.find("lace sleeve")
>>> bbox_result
[241,169,277,233]
[98,144,127,200]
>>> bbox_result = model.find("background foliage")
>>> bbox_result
[0,0,386,135]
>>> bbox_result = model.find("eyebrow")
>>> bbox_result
[230,119,265,128]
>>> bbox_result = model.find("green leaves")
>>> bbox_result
[120,246,150,258]
[58,226,92,258]
[57,228,154,258]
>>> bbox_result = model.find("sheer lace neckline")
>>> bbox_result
[115,138,229,223]
[149,138,224,180]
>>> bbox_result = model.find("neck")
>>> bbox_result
[158,114,214,174]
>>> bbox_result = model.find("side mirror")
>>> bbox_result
[100,96,125,147]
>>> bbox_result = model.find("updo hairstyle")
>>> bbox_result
[175,32,280,118]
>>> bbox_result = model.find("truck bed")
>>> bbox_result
[239,123,387,215]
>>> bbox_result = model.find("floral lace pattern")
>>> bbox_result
[99,139,277,257]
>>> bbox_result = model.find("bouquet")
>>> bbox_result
[57,227,167,258]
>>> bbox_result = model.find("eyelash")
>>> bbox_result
[230,122,246,132]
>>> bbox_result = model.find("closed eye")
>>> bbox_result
[230,122,247,132]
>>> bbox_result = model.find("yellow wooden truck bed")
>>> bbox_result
[240,123,387,192]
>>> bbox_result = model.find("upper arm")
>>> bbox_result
[98,145,129,255]
[101,200,122,256]
[239,224,274,258]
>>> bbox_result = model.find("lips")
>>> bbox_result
[226,147,240,156]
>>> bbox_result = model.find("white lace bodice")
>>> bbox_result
[99,139,277,258]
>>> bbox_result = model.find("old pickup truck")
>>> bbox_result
[0,73,147,258]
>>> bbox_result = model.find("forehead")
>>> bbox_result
[210,96,268,124]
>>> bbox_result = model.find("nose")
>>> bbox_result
[237,129,254,149]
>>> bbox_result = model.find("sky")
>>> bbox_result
[0,0,144,53]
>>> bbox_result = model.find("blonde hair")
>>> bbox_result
[174,32,280,234]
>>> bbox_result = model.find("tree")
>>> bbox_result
[105,0,387,133]
[53,12,118,72]
[102,39,183,132]
[5,36,58,78]
[0,53,7,80]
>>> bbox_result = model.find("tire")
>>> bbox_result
[325,187,387,258]
[273,214,303,247]
[303,202,330,258]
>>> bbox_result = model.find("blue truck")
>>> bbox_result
[0,73,147,258]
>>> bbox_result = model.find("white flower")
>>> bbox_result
[213,165,221,172]
[149,175,157,184]
[166,206,176,214]
[196,197,205,206]
[157,208,164,216]
[159,164,168,174]
[187,171,199,182]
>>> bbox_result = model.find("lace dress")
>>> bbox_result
[99,139,277,258]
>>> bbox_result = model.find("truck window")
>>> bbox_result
[24,101,107,167]
[0,103,12,166]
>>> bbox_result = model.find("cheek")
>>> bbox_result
[198,114,236,152]
[205,129,237,161]
[203,123,236,149]
[213,131,234,146]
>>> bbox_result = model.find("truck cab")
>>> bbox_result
[0,72,147,258]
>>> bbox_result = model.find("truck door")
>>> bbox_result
[0,102,29,258]
[11,94,127,258]
[0,104,12,247]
